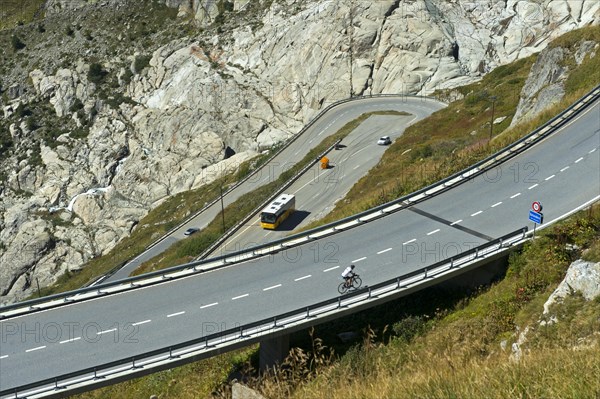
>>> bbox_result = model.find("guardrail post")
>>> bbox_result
[273,316,277,328]
[499,238,503,248]
[306,307,310,318]
[368,287,372,298]
[475,248,479,258]
[450,258,454,269]
[424,268,427,279]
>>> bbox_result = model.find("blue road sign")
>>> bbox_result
[529,210,543,224]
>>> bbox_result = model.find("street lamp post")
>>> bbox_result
[219,185,225,234]
[489,95,497,143]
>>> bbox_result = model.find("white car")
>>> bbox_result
[377,136,392,145]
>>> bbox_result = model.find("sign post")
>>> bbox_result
[528,202,543,237]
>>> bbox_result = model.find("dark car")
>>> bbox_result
[184,227,199,236]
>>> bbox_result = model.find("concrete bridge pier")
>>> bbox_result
[259,334,290,371]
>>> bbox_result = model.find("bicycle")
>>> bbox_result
[338,273,362,294]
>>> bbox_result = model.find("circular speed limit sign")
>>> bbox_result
[532,201,542,212]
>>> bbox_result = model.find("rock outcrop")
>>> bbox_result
[543,260,600,315]
[512,39,599,125]
[1,0,598,304]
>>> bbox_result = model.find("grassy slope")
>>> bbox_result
[0,0,45,31]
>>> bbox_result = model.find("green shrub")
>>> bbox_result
[88,63,107,84]
[69,98,84,112]
[133,55,151,73]
[11,35,25,51]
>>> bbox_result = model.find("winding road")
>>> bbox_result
[0,95,598,395]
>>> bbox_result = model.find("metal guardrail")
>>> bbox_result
[1,84,598,319]
[0,227,528,399]
[98,94,444,284]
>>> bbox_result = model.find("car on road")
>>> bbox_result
[184,227,199,236]
[377,136,392,145]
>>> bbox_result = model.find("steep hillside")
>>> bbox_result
[68,24,600,399]
[0,0,598,305]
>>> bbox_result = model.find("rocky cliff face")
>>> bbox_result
[0,0,598,304]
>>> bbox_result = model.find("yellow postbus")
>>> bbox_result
[260,194,295,229]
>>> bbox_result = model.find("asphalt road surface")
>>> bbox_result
[1,98,598,391]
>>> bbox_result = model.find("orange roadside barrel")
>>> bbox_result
[320,156,329,169]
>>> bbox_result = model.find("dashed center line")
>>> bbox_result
[377,248,392,254]
[263,284,282,291]
[590,148,597,154]
[545,175,555,181]
[575,157,584,163]
[132,320,151,326]
[97,328,117,335]
[59,337,81,344]
[200,302,219,309]
[167,311,186,318]
[294,275,312,281]
[491,202,502,208]
[511,193,521,199]
[471,211,483,217]
[403,239,417,245]
[450,220,462,226]
[560,166,570,172]
[323,266,339,272]
[0,355,8,359]
[26,346,46,353]
[352,257,367,262]
[528,184,538,190]
[427,229,440,235]
[232,294,249,300]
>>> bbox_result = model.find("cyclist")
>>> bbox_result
[341,264,356,288]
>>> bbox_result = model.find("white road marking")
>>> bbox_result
[294,275,312,281]
[26,346,46,353]
[97,328,117,335]
[545,175,555,181]
[403,239,417,245]
[263,284,282,291]
[450,219,462,226]
[200,303,219,309]
[232,294,249,301]
[0,355,8,359]
[528,184,538,189]
[427,229,440,235]
[491,202,502,208]
[560,166,569,172]
[167,311,185,318]
[59,337,81,344]
[377,248,392,254]
[575,157,584,163]
[590,148,597,154]
[352,257,367,262]
[510,193,521,199]
[353,165,360,170]
[323,266,339,272]
[132,320,151,326]
[471,211,483,217]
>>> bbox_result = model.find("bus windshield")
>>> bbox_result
[261,212,277,224]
